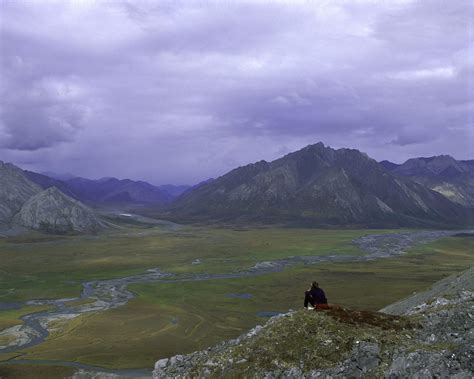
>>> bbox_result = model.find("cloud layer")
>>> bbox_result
[1,0,472,184]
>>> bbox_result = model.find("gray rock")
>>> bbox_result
[385,351,452,378]
[283,367,303,378]
[381,267,474,315]
[154,358,169,370]
[0,161,41,227]
[353,342,381,373]
[13,187,103,233]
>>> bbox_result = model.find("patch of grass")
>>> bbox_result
[0,227,389,303]
[168,308,416,377]
[0,363,75,379]
[407,342,457,353]
[0,334,17,346]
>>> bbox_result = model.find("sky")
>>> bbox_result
[0,0,473,185]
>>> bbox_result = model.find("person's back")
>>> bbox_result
[308,287,327,304]
[304,281,328,308]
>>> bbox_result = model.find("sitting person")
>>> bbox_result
[304,281,330,309]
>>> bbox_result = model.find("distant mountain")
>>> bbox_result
[64,177,173,205]
[13,187,103,234]
[382,156,474,207]
[169,143,472,227]
[40,171,77,181]
[0,161,103,233]
[379,160,400,171]
[25,174,180,206]
[157,184,191,198]
[23,170,78,199]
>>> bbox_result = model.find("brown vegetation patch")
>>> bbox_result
[326,308,416,330]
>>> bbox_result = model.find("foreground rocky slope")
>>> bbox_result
[170,143,472,228]
[153,267,473,378]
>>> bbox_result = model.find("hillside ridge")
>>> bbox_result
[152,266,474,378]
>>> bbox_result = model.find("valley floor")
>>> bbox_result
[0,222,472,378]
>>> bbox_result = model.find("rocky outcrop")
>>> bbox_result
[0,161,42,228]
[153,267,474,378]
[13,187,103,234]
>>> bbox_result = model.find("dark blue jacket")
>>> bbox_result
[304,287,327,307]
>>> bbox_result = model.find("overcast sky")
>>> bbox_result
[1,0,472,185]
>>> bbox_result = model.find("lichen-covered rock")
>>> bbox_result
[13,187,103,234]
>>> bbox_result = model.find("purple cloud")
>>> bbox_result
[0,0,472,184]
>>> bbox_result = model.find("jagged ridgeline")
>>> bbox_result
[0,162,103,234]
[168,143,473,228]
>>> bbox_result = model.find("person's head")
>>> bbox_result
[311,281,319,289]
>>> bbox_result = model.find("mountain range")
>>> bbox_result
[23,171,191,207]
[168,143,473,228]
[1,142,473,233]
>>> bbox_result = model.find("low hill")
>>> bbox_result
[0,161,104,234]
[13,187,103,234]
[381,155,474,207]
[153,267,473,378]
[169,143,472,228]
[0,162,42,228]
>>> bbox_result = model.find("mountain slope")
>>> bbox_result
[23,170,79,199]
[0,162,42,228]
[169,143,471,227]
[382,156,474,207]
[56,177,174,205]
[13,187,103,234]
[158,184,192,198]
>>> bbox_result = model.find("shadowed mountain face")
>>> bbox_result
[382,156,474,207]
[170,143,472,227]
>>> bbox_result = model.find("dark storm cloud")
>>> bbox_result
[0,0,472,183]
